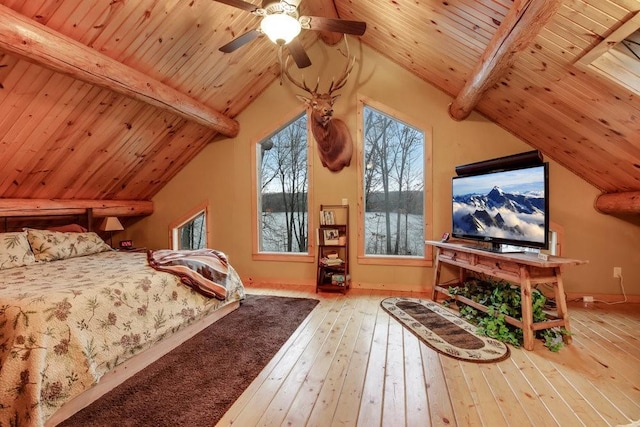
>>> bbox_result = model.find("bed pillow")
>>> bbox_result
[25,228,112,262]
[0,231,37,270]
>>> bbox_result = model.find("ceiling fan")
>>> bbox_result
[214,0,367,68]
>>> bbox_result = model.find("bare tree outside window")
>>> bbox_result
[178,211,206,250]
[257,113,309,253]
[363,105,425,257]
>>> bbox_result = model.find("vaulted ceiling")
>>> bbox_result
[0,0,638,217]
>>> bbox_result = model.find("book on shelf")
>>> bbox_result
[320,210,335,225]
[320,257,344,266]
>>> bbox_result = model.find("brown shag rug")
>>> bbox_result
[60,294,319,426]
[381,297,510,363]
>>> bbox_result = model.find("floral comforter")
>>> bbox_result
[0,251,245,427]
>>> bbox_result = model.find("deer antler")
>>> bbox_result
[283,36,355,96]
[283,54,315,95]
[328,35,355,95]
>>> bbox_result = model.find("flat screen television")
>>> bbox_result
[452,163,549,253]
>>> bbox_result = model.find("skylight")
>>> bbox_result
[576,12,640,95]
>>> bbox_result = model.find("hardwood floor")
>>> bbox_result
[217,286,640,427]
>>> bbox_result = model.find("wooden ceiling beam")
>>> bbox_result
[0,5,239,138]
[0,199,153,218]
[448,0,561,121]
[595,192,640,215]
[304,0,344,46]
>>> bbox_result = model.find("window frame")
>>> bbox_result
[250,108,315,263]
[356,95,433,267]
[168,201,209,250]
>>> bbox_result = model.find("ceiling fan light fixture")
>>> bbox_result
[261,13,301,45]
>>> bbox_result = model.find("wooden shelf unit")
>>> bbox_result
[427,240,588,350]
[317,204,350,294]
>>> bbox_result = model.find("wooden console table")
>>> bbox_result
[427,240,588,350]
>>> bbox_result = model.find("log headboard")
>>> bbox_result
[0,208,94,233]
[0,198,153,233]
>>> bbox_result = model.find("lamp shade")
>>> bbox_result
[99,217,124,232]
[260,14,301,45]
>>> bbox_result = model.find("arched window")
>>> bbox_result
[357,96,433,266]
[251,111,313,261]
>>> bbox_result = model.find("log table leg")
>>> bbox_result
[431,248,442,301]
[553,267,572,344]
[520,266,535,350]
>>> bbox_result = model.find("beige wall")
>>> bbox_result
[128,41,639,298]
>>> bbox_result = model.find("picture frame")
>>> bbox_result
[322,210,335,225]
[323,228,340,245]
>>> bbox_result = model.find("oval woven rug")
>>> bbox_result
[381,297,510,363]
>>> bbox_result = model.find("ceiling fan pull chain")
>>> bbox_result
[278,45,285,86]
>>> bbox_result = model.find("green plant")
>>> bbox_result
[446,277,570,352]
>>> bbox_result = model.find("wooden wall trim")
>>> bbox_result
[0,4,239,137]
[594,191,640,215]
[0,199,153,217]
[448,0,561,121]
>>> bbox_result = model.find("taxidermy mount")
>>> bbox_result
[284,37,355,172]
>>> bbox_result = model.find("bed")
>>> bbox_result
[0,227,245,427]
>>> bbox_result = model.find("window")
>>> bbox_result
[575,11,640,95]
[358,97,432,265]
[253,112,311,259]
[177,211,206,250]
[170,204,208,250]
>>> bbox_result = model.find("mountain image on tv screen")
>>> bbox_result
[452,166,546,245]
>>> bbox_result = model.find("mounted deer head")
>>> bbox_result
[283,37,355,172]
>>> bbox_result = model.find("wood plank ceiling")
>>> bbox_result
[0,0,638,216]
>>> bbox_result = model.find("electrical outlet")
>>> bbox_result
[613,267,622,278]
[583,296,594,303]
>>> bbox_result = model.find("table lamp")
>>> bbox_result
[99,216,124,248]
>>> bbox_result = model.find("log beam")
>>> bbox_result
[448,0,561,121]
[595,192,640,215]
[0,4,239,137]
[0,199,153,218]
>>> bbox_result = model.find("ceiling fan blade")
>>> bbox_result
[304,16,367,36]
[287,38,312,68]
[213,0,260,13]
[219,29,262,53]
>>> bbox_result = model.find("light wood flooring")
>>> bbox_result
[217,286,640,427]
